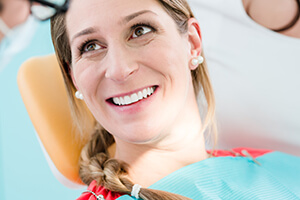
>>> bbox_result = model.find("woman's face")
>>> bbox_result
[67,0,199,143]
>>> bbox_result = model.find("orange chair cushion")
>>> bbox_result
[17,54,84,185]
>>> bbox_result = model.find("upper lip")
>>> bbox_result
[106,85,157,100]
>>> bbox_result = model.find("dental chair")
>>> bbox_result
[17,54,85,188]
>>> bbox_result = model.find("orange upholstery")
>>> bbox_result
[17,54,84,185]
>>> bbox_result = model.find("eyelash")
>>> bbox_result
[131,22,157,37]
[78,39,99,55]
[78,22,157,55]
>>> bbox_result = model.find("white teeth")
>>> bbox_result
[120,97,125,105]
[143,89,148,98]
[124,96,131,104]
[131,93,139,103]
[138,91,143,100]
[114,97,120,105]
[112,86,156,106]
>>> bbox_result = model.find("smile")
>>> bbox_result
[110,86,157,106]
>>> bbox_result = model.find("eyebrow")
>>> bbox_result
[71,27,98,44]
[71,10,157,44]
[120,10,157,25]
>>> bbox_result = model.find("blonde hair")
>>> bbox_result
[51,0,216,199]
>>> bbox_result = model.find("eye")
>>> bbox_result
[78,40,103,55]
[132,26,152,38]
[84,42,101,52]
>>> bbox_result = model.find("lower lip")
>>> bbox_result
[108,87,159,114]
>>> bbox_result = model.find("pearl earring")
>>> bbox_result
[191,58,199,66]
[75,91,84,100]
[191,55,204,66]
[197,56,204,64]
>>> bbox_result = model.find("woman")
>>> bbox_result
[51,0,300,199]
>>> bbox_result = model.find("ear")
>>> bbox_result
[187,18,202,70]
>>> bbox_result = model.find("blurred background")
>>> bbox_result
[0,0,84,199]
[1,0,299,199]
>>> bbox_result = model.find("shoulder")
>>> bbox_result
[208,147,273,158]
[77,180,124,200]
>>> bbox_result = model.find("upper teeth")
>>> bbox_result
[112,87,155,106]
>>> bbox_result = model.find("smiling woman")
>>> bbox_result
[52,0,215,146]
[51,0,214,199]
[50,0,300,199]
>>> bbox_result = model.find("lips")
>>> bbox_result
[108,86,157,106]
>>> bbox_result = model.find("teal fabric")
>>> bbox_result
[0,20,83,199]
[118,152,300,200]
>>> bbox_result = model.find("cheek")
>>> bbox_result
[72,60,103,96]
[73,62,107,124]
[143,37,190,76]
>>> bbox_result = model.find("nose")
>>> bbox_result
[104,44,139,83]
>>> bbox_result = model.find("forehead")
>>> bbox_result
[66,0,166,35]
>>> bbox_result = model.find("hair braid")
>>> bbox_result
[79,130,192,200]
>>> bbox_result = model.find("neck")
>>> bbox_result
[114,106,208,187]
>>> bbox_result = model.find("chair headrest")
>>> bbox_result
[17,54,84,185]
